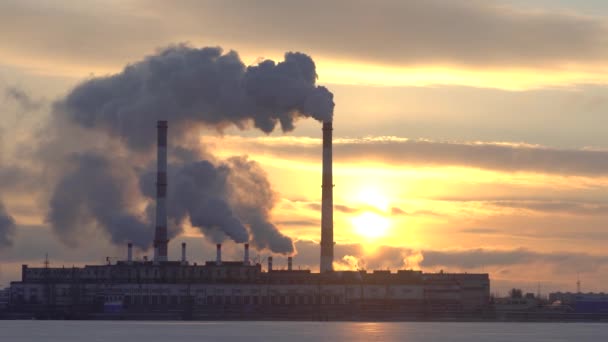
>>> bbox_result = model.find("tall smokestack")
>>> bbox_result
[216,244,222,265]
[181,242,187,264]
[268,256,273,272]
[320,121,334,272]
[288,256,293,271]
[127,242,133,264]
[154,120,168,262]
[244,243,250,265]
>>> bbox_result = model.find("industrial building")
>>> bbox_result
[7,120,490,320]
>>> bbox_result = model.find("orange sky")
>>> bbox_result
[3,0,608,294]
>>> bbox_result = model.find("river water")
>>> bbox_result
[1,321,607,341]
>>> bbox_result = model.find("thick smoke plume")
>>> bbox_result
[46,45,332,254]
[139,156,294,254]
[48,153,150,248]
[58,45,334,151]
[0,201,16,248]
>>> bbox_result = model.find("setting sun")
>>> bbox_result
[352,212,391,239]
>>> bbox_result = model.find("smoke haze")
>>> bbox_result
[44,45,332,254]
[0,201,16,248]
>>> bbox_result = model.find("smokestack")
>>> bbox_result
[153,246,159,265]
[320,121,334,272]
[268,256,273,272]
[181,242,187,264]
[154,120,169,262]
[244,243,250,265]
[288,256,293,271]
[216,244,222,265]
[127,242,133,264]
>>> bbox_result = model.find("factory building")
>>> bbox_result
[9,250,489,318]
[7,120,490,319]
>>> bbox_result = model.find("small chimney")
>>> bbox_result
[216,244,222,265]
[244,243,250,265]
[288,256,293,271]
[181,242,187,264]
[127,243,133,264]
[268,256,273,272]
[153,246,159,264]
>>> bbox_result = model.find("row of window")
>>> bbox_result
[123,294,344,306]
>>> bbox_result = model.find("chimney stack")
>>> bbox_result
[127,243,133,264]
[268,256,273,272]
[153,120,169,262]
[288,256,293,271]
[181,242,187,264]
[216,244,222,265]
[320,121,334,272]
[153,246,159,265]
[244,243,250,265]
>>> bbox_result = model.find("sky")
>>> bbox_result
[1,0,608,295]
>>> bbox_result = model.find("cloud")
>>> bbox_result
[217,136,608,176]
[460,228,500,234]
[164,0,608,68]
[2,1,608,74]
[487,200,608,216]
[420,248,608,274]
[291,240,608,277]
[391,207,442,217]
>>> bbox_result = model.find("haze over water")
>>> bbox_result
[1,321,607,342]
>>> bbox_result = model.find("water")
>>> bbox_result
[0,321,607,341]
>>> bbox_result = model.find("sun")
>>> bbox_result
[352,212,391,239]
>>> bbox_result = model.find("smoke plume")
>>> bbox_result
[48,152,151,248]
[46,45,331,254]
[0,201,16,248]
[58,45,334,151]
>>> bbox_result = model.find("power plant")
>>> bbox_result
[5,120,490,320]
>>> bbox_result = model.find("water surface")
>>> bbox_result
[1,321,607,341]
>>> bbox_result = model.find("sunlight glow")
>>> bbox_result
[355,186,390,211]
[352,212,391,239]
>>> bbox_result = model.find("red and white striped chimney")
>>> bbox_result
[320,121,334,272]
[153,120,168,262]
[288,256,293,271]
